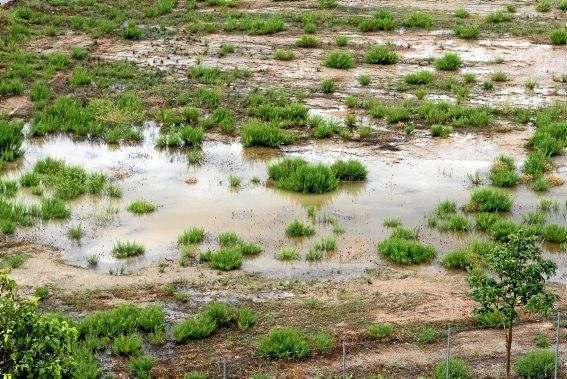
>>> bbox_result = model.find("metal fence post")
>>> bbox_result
[446,326,452,379]
[342,340,347,379]
[223,356,228,379]
[555,312,561,379]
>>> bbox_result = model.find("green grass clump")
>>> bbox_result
[319,0,337,8]
[335,35,348,46]
[112,334,143,355]
[218,232,241,247]
[331,159,368,181]
[390,226,419,240]
[368,323,394,339]
[475,310,504,328]
[239,242,262,255]
[441,249,476,270]
[69,67,92,87]
[358,74,372,85]
[435,359,470,379]
[173,315,216,342]
[536,0,552,12]
[540,224,567,243]
[454,8,469,18]
[127,355,155,379]
[454,24,480,39]
[123,24,142,40]
[41,198,71,219]
[320,78,337,93]
[418,101,491,127]
[487,218,522,241]
[404,70,435,85]
[296,35,319,48]
[403,12,434,28]
[208,247,243,270]
[488,155,520,187]
[323,51,355,69]
[514,350,555,378]
[359,10,397,32]
[275,49,295,61]
[112,241,145,258]
[312,237,336,251]
[276,247,300,261]
[466,187,512,212]
[68,224,83,240]
[127,199,156,214]
[306,249,323,261]
[225,15,284,35]
[378,237,436,265]
[485,11,513,23]
[435,53,462,71]
[550,28,567,45]
[258,328,312,359]
[178,227,205,245]
[71,47,88,60]
[241,119,292,148]
[364,45,398,64]
[286,219,315,237]
[558,0,567,10]
[431,124,453,138]
[436,214,472,232]
[229,175,241,187]
[30,83,51,103]
[268,158,339,194]
[416,327,439,344]
[0,79,25,96]
[0,119,25,164]
[383,218,402,228]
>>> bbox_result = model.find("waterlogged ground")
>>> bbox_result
[4,124,567,281]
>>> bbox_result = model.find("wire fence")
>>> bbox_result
[166,313,565,378]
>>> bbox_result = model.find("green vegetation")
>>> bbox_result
[469,232,556,378]
[378,236,436,265]
[286,219,315,237]
[466,187,512,212]
[431,124,452,138]
[296,35,319,48]
[488,155,520,187]
[368,323,394,339]
[434,53,462,71]
[320,78,337,93]
[404,70,435,85]
[258,328,312,359]
[364,45,398,65]
[335,35,348,46]
[514,350,555,378]
[275,49,295,61]
[435,359,470,379]
[323,51,355,69]
[331,159,368,181]
[416,327,439,343]
[359,10,397,32]
[208,247,243,270]
[241,119,293,148]
[112,241,146,258]
[276,247,300,261]
[127,199,156,214]
[454,24,480,39]
[403,12,434,28]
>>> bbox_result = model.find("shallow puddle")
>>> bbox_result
[3,126,566,282]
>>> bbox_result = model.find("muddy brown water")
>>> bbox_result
[3,125,566,282]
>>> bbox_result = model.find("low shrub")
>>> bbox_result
[514,350,555,378]
[258,328,312,359]
[173,315,217,343]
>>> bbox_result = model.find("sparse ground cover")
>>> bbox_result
[0,0,566,377]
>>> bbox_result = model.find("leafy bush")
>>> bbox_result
[514,350,555,379]
[364,45,398,64]
[435,358,470,379]
[378,237,436,264]
[258,328,312,359]
[0,269,77,377]
[467,187,512,212]
[323,51,355,69]
[435,53,462,71]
